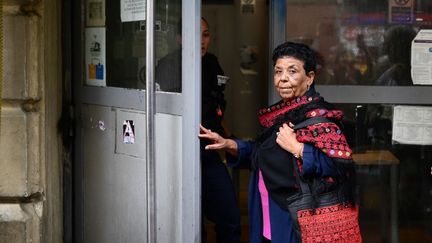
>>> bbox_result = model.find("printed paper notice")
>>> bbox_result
[85,27,106,86]
[121,0,146,22]
[411,29,432,85]
[241,0,255,14]
[392,106,432,145]
[86,0,105,27]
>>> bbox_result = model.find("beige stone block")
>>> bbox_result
[0,203,42,243]
[0,222,26,243]
[3,1,28,6]
[0,107,28,196]
[2,15,27,99]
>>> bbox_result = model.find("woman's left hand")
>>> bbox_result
[276,123,303,156]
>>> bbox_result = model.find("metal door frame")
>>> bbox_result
[180,0,202,241]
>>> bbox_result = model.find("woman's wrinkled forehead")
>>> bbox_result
[274,56,305,67]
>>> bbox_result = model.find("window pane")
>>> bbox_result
[105,0,145,88]
[84,0,182,90]
[286,0,432,86]
[335,103,432,242]
[154,0,182,93]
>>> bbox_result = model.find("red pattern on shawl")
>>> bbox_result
[258,96,353,160]
[258,96,319,127]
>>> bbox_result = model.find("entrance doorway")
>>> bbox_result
[204,0,432,242]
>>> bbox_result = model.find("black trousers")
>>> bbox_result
[201,150,241,243]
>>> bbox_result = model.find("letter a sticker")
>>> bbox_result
[123,120,135,144]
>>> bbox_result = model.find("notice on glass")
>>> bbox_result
[392,106,432,145]
[241,0,255,14]
[86,0,105,27]
[388,0,414,24]
[411,29,432,85]
[121,0,146,22]
[85,27,106,86]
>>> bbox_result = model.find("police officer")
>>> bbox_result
[200,17,241,243]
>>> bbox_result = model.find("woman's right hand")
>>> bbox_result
[198,124,238,155]
[276,123,304,158]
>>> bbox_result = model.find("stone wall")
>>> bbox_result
[0,0,62,242]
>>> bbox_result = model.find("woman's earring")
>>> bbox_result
[307,84,310,91]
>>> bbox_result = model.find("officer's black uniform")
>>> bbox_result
[201,53,241,243]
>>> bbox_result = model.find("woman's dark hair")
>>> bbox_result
[271,41,317,74]
[201,17,209,27]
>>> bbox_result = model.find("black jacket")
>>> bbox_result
[201,53,226,136]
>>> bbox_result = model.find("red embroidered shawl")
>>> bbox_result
[257,94,353,161]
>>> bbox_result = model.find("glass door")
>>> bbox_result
[72,0,202,242]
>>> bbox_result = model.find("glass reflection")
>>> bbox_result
[155,20,182,92]
[286,0,432,86]
[105,1,146,88]
[154,1,182,92]
[98,0,181,90]
[336,103,432,242]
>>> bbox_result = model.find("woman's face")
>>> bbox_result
[201,20,210,56]
[274,56,314,102]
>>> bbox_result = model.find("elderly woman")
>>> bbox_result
[199,42,360,243]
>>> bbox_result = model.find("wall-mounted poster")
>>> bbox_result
[85,27,106,86]
[86,0,105,27]
[121,0,146,22]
